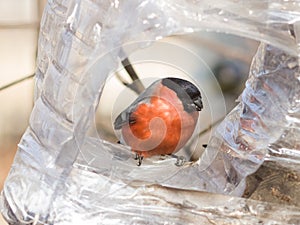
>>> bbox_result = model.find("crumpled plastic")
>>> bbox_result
[1,0,300,224]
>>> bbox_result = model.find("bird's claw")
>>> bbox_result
[175,155,186,167]
[168,154,186,166]
[134,153,144,166]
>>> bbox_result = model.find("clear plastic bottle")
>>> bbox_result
[1,0,300,224]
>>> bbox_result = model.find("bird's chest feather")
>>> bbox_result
[121,94,198,157]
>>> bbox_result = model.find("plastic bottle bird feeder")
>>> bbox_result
[1,0,300,224]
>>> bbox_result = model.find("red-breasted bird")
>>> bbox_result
[114,77,203,165]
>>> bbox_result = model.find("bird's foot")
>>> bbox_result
[134,153,144,166]
[169,154,186,167]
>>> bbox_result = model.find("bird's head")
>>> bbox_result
[161,77,203,113]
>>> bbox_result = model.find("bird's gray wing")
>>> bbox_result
[114,107,134,130]
[113,80,160,130]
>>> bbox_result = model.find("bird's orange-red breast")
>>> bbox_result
[114,77,203,162]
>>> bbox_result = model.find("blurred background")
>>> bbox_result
[0,1,46,224]
[0,1,258,224]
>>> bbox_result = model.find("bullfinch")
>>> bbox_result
[114,77,203,166]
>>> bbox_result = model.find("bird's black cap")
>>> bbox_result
[161,77,203,112]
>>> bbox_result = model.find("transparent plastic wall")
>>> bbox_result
[1,0,300,224]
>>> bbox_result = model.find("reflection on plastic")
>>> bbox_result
[1,0,300,224]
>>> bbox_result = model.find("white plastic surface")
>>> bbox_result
[1,0,300,224]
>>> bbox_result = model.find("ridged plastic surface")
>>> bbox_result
[1,0,300,224]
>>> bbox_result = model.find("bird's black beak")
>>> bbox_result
[193,97,203,111]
